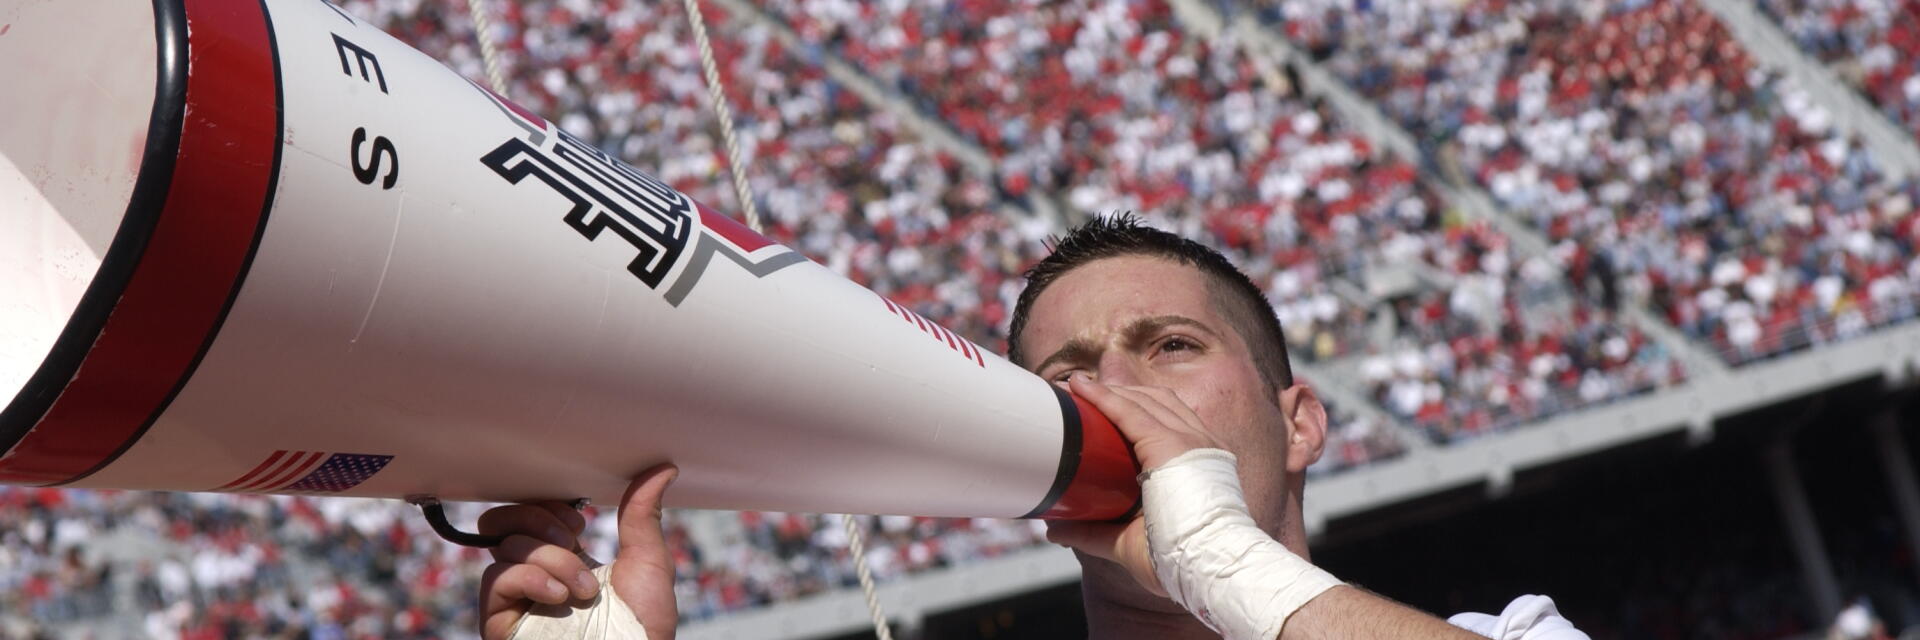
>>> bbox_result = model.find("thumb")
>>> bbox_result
[612,464,680,639]
[1047,519,1167,597]
[1044,520,1127,562]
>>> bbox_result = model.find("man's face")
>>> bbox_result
[1017,255,1323,534]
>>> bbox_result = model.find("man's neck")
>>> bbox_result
[1083,592,1217,638]
[1076,552,1217,639]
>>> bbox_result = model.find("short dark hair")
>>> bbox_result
[1007,214,1293,391]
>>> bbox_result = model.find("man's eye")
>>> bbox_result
[1161,337,1197,353]
[1051,370,1081,383]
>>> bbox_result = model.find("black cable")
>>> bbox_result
[409,496,504,548]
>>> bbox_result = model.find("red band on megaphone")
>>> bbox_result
[0,0,282,485]
[1026,388,1141,521]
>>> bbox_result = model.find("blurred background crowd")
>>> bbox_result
[6,0,1920,637]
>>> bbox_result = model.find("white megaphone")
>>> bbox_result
[0,0,1139,537]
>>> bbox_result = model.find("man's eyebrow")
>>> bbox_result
[1032,315,1223,375]
[1034,339,1102,376]
[1124,315,1223,346]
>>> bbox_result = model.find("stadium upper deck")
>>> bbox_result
[1759,0,1920,139]
[1273,0,1920,366]
[8,0,1920,637]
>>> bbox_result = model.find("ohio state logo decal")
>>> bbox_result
[472,82,803,306]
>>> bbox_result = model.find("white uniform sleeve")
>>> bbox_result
[1447,594,1590,640]
[506,562,650,639]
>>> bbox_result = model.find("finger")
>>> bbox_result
[482,603,527,640]
[613,464,680,639]
[481,561,572,638]
[1105,385,1194,435]
[537,501,588,539]
[478,503,577,549]
[1129,385,1207,427]
[478,562,530,640]
[1115,523,1169,598]
[1068,374,1156,442]
[1052,520,1168,598]
[492,534,598,600]
[1107,386,1218,455]
[1044,520,1127,562]
[616,464,677,558]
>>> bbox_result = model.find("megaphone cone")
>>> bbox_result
[0,0,1137,520]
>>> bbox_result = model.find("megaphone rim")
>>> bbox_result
[0,0,190,460]
[2,0,284,487]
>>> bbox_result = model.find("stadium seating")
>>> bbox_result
[1757,0,1920,140]
[765,0,1686,441]
[378,0,1049,351]
[1277,0,1920,365]
[8,0,1919,636]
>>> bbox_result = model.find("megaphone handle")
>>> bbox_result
[408,495,505,548]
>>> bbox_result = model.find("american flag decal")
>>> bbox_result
[214,451,393,493]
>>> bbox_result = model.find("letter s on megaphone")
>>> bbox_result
[0,0,1137,520]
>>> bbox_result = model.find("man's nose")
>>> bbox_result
[1092,353,1146,387]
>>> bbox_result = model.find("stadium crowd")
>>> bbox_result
[760,0,1686,443]
[1273,0,1920,365]
[379,0,1426,455]
[9,1,1388,636]
[375,0,1414,457]
[0,486,1063,637]
[1307,403,1408,476]
[371,0,1048,347]
[1,486,468,638]
[0,1,1074,636]
[763,0,1402,363]
[7,0,1919,636]
[1357,223,1685,442]
[1757,0,1920,141]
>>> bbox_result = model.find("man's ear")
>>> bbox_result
[1278,383,1328,474]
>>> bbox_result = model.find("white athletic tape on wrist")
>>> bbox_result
[507,562,650,639]
[1143,448,1343,640]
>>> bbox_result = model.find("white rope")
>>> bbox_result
[468,0,890,635]
[842,514,896,640]
[679,0,765,233]
[677,6,894,635]
[679,1,889,636]
[463,0,509,95]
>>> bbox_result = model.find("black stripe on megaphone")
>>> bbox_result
[0,0,190,462]
[60,0,291,488]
